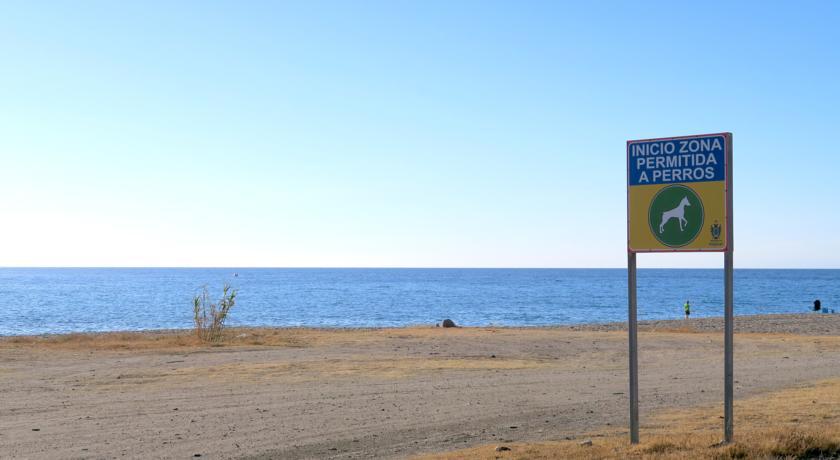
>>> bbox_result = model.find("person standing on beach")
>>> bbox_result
[684,300,691,319]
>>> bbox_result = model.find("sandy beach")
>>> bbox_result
[2,314,840,459]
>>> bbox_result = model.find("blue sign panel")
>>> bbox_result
[627,134,726,186]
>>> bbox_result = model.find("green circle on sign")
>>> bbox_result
[648,185,704,248]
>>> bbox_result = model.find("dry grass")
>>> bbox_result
[3,326,839,354]
[0,328,311,351]
[0,326,495,352]
[0,331,202,351]
[0,326,599,352]
[418,379,840,460]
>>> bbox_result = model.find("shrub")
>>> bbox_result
[193,284,237,343]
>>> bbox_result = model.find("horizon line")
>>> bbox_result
[1,266,839,270]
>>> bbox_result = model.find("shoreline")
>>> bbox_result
[571,312,840,335]
[3,312,839,341]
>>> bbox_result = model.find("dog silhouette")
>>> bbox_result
[659,196,690,234]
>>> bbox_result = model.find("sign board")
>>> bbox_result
[625,132,734,444]
[627,133,731,252]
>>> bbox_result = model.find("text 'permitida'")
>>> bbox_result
[628,135,725,185]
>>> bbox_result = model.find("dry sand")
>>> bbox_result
[1,314,840,459]
[420,378,840,459]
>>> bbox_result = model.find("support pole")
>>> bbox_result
[628,251,639,444]
[724,249,733,442]
[724,133,734,443]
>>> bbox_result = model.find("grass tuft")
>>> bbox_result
[642,440,680,454]
[765,429,840,458]
[193,284,237,343]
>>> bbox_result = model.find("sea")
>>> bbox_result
[0,268,837,336]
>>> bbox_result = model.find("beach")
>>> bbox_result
[2,313,840,459]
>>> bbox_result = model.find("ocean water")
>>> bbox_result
[0,268,837,335]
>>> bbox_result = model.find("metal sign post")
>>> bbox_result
[628,251,639,443]
[724,135,734,443]
[626,133,733,444]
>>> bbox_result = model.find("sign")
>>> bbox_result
[627,133,731,252]
[625,132,734,445]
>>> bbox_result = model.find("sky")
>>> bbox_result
[1,1,838,268]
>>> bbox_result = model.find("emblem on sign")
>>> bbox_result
[710,221,721,240]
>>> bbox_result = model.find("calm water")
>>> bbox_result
[0,268,837,335]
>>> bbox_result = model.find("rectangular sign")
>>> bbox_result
[627,133,731,252]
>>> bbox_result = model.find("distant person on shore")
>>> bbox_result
[814,299,821,312]
[684,300,691,319]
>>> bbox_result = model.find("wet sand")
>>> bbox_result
[1,314,840,459]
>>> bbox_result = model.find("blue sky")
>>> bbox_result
[1,1,838,268]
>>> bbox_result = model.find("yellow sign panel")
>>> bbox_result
[627,133,731,253]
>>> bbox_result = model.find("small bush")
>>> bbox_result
[193,284,237,343]
[643,440,679,454]
[766,429,840,459]
[716,443,750,460]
